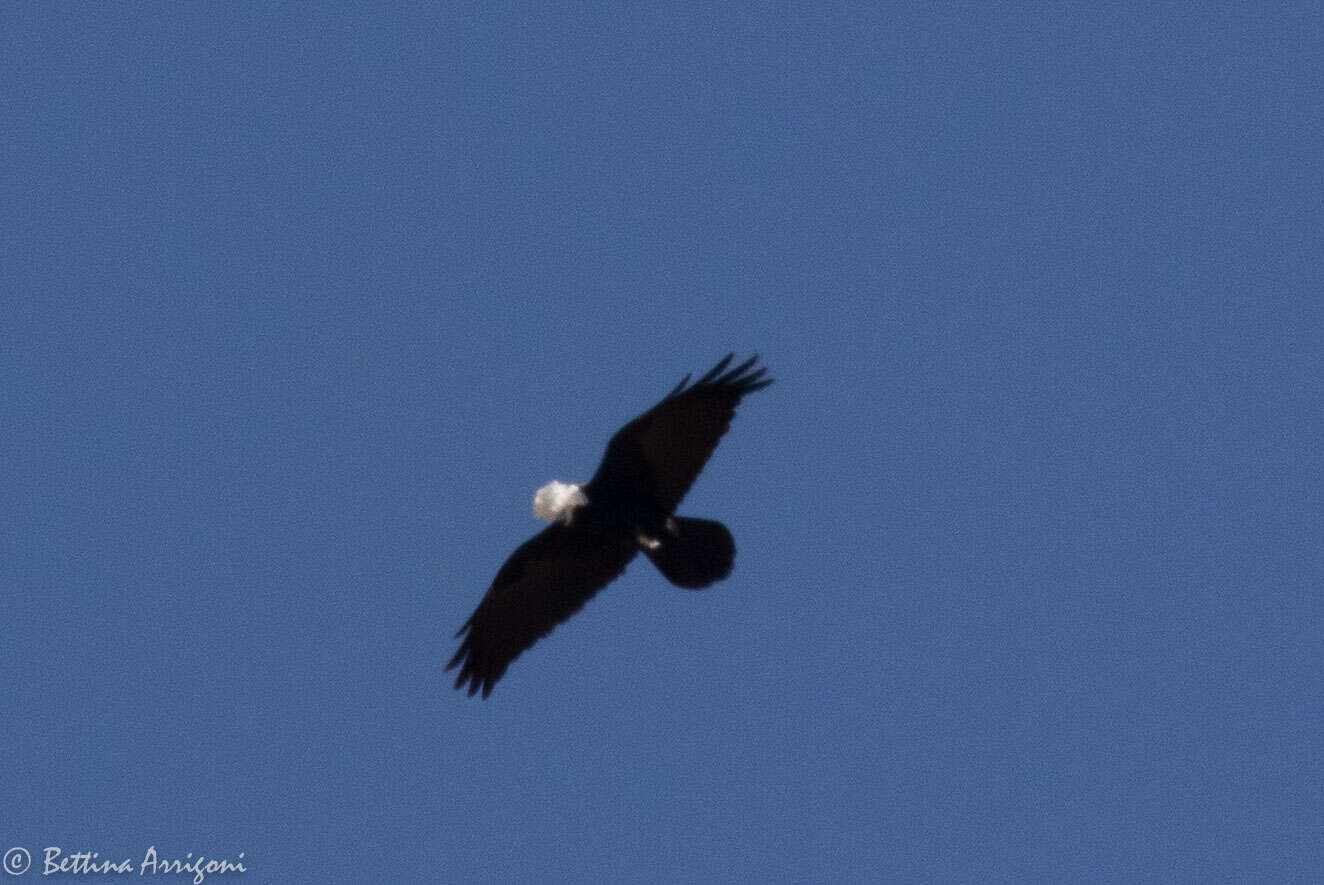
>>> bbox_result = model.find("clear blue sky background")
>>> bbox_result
[3,5,1320,883]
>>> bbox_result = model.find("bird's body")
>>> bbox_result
[447,354,772,697]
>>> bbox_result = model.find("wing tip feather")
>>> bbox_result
[669,353,773,399]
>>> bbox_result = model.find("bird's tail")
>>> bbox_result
[643,517,735,589]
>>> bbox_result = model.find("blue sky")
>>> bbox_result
[3,4,1321,883]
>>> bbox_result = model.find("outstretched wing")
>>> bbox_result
[589,354,773,514]
[447,524,638,698]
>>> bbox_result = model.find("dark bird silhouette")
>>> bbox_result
[447,354,773,697]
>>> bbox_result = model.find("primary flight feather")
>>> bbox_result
[447,354,773,697]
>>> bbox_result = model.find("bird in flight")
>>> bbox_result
[447,354,773,697]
